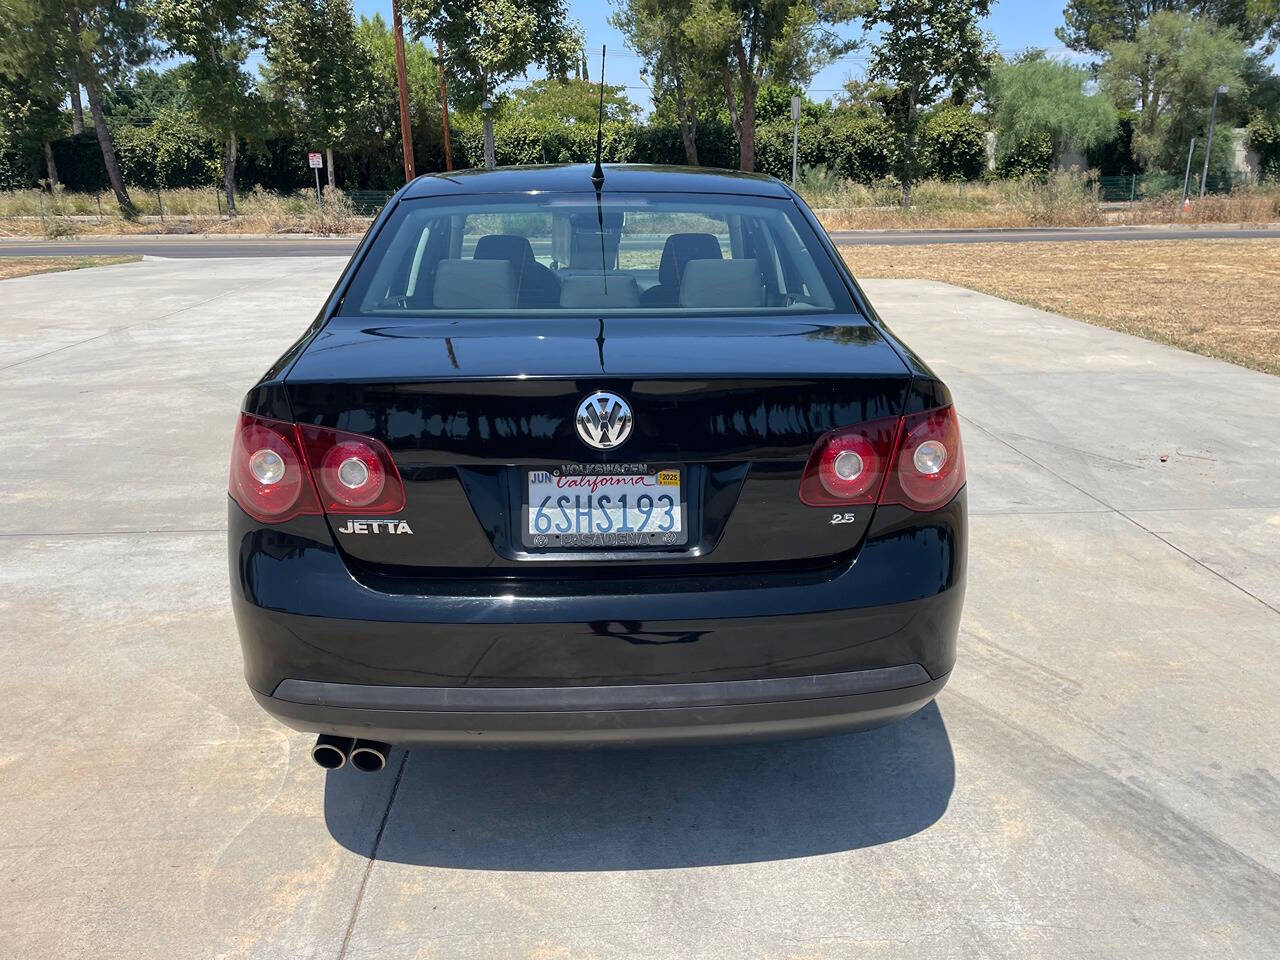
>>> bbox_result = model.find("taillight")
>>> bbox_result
[230,414,405,523]
[297,424,405,515]
[229,413,321,523]
[880,405,966,511]
[798,415,900,506]
[798,405,965,512]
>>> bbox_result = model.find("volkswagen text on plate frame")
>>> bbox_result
[228,164,967,755]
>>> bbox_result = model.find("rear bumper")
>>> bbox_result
[255,666,949,747]
[231,490,965,746]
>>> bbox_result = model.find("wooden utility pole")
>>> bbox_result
[437,38,453,171]
[392,0,415,182]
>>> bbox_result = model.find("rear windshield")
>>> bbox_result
[338,192,854,317]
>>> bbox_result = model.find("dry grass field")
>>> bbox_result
[2,178,1277,237]
[0,255,140,281]
[841,238,1280,376]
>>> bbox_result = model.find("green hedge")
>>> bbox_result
[998,133,1054,180]
[921,106,988,182]
[1247,116,1280,181]
[9,103,992,194]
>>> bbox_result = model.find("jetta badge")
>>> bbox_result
[575,391,633,449]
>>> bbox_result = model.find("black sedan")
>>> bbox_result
[228,164,966,771]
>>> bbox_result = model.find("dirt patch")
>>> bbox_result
[841,238,1280,376]
[0,255,141,281]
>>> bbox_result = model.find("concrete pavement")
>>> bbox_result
[1,257,1277,958]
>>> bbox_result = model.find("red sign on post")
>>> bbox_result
[308,152,323,169]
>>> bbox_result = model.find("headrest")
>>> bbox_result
[474,234,535,266]
[559,274,641,309]
[432,259,517,309]
[658,232,723,286]
[679,259,764,309]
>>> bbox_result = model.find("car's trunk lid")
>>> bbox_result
[285,314,911,575]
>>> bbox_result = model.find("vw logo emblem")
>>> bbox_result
[575,391,633,450]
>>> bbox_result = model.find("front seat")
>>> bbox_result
[638,233,724,307]
[473,234,561,309]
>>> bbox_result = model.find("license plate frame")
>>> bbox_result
[520,465,688,550]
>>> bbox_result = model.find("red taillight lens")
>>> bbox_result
[881,405,966,511]
[297,424,405,515]
[798,404,965,513]
[229,413,321,523]
[230,415,405,523]
[798,415,900,506]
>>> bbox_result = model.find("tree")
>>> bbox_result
[0,1,68,186]
[353,14,441,177]
[611,0,718,164]
[262,0,371,188]
[0,0,152,211]
[151,0,263,213]
[1057,0,1279,55]
[856,0,994,206]
[990,55,1119,167]
[683,0,858,172]
[401,0,581,110]
[501,77,639,126]
[1100,10,1247,170]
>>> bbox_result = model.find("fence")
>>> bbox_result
[346,190,396,215]
[1092,172,1248,202]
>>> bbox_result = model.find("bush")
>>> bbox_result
[826,111,894,183]
[998,133,1054,180]
[752,110,895,184]
[921,106,988,182]
[113,108,220,188]
[1247,116,1280,181]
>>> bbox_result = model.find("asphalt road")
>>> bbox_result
[3,256,1278,959]
[2,224,1279,258]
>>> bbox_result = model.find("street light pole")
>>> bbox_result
[790,95,801,190]
[436,38,453,172]
[391,0,415,182]
[481,99,495,169]
[1182,136,1196,201]
[1199,84,1228,199]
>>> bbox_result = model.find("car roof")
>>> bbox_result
[401,163,793,199]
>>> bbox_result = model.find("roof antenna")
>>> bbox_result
[591,45,606,188]
[590,44,608,291]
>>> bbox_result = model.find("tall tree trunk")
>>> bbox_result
[676,80,698,166]
[738,82,756,172]
[69,86,84,134]
[224,130,238,215]
[679,99,699,166]
[900,90,917,209]
[43,141,59,187]
[68,56,85,134]
[325,146,336,189]
[731,41,756,172]
[81,65,131,212]
[722,66,742,147]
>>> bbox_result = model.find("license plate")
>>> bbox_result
[523,467,687,548]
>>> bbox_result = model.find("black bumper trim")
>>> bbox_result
[272,663,933,713]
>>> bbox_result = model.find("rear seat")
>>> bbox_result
[432,259,517,309]
[559,274,641,309]
[679,259,765,308]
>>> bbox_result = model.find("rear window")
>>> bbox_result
[338,192,854,317]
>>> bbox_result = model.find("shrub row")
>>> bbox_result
[6,104,1000,194]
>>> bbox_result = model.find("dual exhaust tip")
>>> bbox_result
[311,734,390,773]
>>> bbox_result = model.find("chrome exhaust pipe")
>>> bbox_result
[311,734,353,770]
[349,739,391,773]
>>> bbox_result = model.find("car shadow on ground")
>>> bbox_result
[323,701,953,870]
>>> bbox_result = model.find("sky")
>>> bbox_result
[350,0,1092,112]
